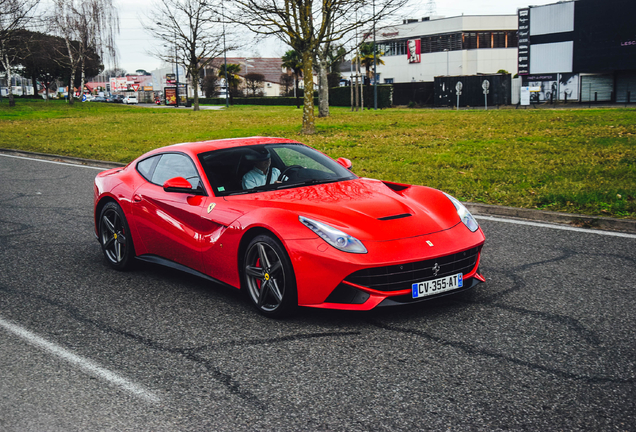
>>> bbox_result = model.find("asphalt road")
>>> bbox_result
[1,153,635,431]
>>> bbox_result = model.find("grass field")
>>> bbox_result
[1,99,634,219]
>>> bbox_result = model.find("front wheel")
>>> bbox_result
[98,202,135,270]
[242,235,297,318]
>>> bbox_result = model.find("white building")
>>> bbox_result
[369,15,519,83]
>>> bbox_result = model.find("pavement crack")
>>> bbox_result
[0,284,360,411]
[367,319,635,385]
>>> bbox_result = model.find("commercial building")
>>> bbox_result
[370,15,519,84]
[519,0,636,103]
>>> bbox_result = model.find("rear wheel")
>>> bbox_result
[243,235,297,318]
[98,202,135,270]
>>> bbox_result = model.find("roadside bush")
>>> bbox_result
[199,96,318,106]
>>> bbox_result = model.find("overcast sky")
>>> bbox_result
[114,0,558,75]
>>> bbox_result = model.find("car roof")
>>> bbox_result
[143,136,303,158]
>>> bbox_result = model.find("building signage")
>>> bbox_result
[526,74,557,81]
[165,87,177,105]
[109,77,128,91]
[520,87,531,105]
[518,8,530,75]
[407,39,421,63]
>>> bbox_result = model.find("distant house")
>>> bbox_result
[204,57,285,96]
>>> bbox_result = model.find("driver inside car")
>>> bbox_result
[242,149,282,189]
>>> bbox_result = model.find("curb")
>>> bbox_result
[2,148,635,234]
[465,202,636,234]
[0,148,125,169]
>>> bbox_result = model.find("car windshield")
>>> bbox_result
[198,143,357,196]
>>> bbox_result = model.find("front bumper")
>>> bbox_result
[286,222,485,310]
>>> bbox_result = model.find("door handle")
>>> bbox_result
[133,194,142,202]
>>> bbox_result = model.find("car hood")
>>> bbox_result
[225,178,460,241]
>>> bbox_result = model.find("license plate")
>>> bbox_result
[412,273,463,298]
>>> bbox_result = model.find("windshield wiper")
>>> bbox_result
[276,177,348,189]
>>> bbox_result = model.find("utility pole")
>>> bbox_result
[373,0,377,110]
[222,0,228,108]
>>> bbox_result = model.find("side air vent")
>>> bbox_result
[378,213,412,221]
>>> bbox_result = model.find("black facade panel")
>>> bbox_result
[573,0,636,72]
[392,82,434,106]
[434,75,511,107]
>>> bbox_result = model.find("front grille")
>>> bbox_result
[344,247,480,292]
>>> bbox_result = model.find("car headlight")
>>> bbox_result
[443,193,479,232]
[299,216,367,254]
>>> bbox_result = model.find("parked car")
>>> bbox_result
[94,137,486,317]
[106,95,123,103]
[122,95,138,104]
[93,96,107,102]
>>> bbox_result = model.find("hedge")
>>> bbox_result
[198,96,317,106]
[198,85,392,108]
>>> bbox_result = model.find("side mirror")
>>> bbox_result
[163,177,202,194]
[337,157,352,170]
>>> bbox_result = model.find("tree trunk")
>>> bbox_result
[350,60,354,112]
[80,63,85,101]
[317,54,329,118]
[2,52,15,107]
[30,71,38,100]
[295,73,300,109]
[191,54,200,111]
[68,71,75,105]
[192,69,200,111]
[301,51,315,135]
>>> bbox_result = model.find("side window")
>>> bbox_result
[151,153,201,188]
[136,155,161,181]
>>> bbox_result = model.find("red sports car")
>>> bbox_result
[94,137,485,317]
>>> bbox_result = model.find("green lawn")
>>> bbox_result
[1,99,635,219]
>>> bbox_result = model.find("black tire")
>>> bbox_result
[98,201,135,270]
[242,234,297,318]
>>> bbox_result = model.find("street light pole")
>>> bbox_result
[373,0,377,110]
[222,0,228,108]
[175,37,179,108]
[157,21,179,107]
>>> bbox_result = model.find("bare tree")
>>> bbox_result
[244,72,264,97]
[228,0,408,133]
[145,0,234,111]
[50,0,118,105]
[0,0,39,106]
[279,73,294,96]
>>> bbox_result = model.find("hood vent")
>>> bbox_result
[378,213,412,221]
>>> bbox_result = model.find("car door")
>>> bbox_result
[131,152,208,273]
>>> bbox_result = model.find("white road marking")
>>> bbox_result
[0,152,108,170]
[0,316,160,403]
[476,215,636,239]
